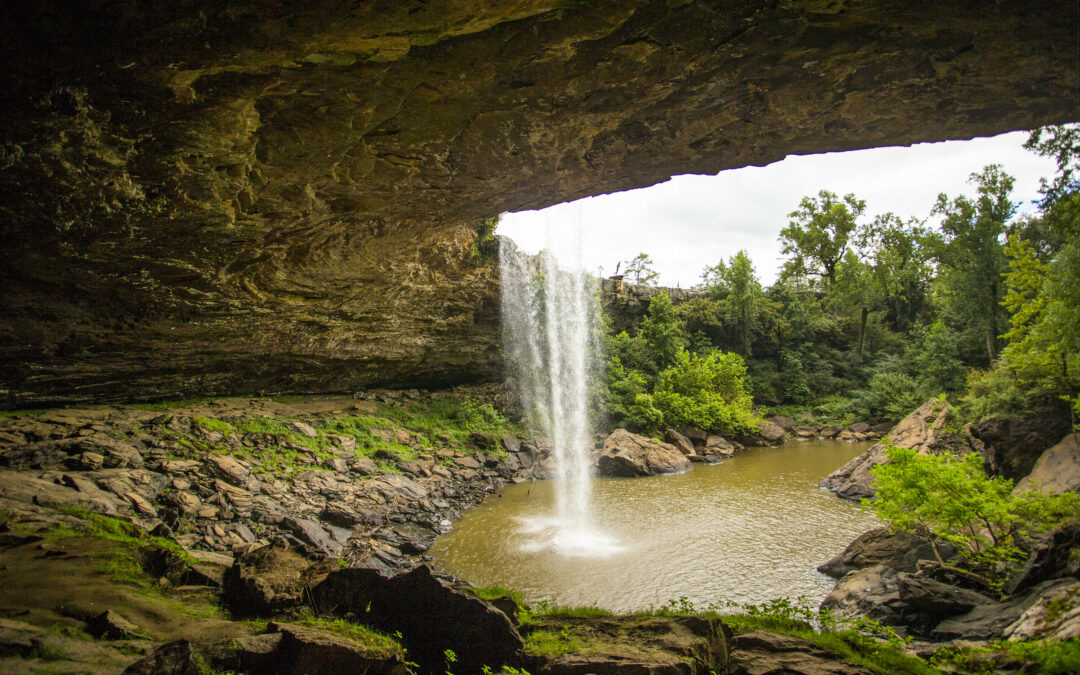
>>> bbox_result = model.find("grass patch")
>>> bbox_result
[292,615,403,655]
[193,416,234,435]
[931,638,1080,674]
[523,628,581,658]
[379,397,520,450]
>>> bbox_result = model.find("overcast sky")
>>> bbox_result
[496,131,1057,288]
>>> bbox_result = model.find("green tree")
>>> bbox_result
[912,320,966,398]
[639,292,685,371]
[652,350,760,434]
[867,443,1080,591]
[702,250,764,358]
[929,164,1015,363]
[779,190,866,289]
[623,252,659,285]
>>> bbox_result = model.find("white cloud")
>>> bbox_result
[497,131,1057,287]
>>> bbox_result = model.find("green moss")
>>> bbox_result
[193,416,234,434]
[523,629,581,657]
[292,616,403,655]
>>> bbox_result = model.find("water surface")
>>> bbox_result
[430,440,879,612]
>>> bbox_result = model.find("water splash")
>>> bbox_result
[499,211,618,557]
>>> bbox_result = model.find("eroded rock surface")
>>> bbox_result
[0,2,1076,405]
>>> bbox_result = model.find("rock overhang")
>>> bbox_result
[0,0,1076,406]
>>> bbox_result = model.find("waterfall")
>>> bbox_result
[499,212,619,557]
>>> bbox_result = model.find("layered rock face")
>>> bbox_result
[0,1,1076,405]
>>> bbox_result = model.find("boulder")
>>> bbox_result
[205,623,406,674]
[850,422,871,434]
[817,527,954,579]
[932,579,1077,641]
[971,413,1073,481]
[222,541,337,616]
[820,399,954,501]
[596,429,692,477]
[311,565,521,675]
[1006,520,1080,595]
[123,639,200,675]
[664,428,697,456]
[524,615,730,674]
[705,434,740,457]
[769,416,796,431]
[1016,433,1080,494]
[681,428,709,445]
[898,574,995,631]
[731,630,871,675]
[281,516,340,556]
[204,454,251,486]
[735,419,786,447]
[1004,581,1080,641]
[820,565,906,628]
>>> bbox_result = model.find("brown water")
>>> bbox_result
[430,440,880,613]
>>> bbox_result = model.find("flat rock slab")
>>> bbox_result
[731,631,872,675]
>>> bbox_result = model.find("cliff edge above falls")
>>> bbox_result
[0,1,1076,406]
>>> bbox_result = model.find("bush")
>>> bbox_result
[867,443,1080,591]
[652,350,760,434]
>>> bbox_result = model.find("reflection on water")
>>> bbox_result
[429,440,880,613]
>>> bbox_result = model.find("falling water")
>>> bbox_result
[499,213,618,557]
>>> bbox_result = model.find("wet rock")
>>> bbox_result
[731,630,871,675]
[311,565,521,675]
[596,429,692,477]
[664,428,697,456]
[818,527,954,579]
[222,541,338,617]
[1016,433,1080,494]
[502,434,521,452]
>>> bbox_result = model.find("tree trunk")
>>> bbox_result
[985,328,997,362]
[857,306,868,358]
[987,281,999,362]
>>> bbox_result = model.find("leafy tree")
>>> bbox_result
[867,443,1080,591]
[623,252,659,285]
[701,250,764,358]
[779,190,866,289]
[911,320,966,398]
[863,214,933,334]
[639,292,685,371]
[652,350,760,434]
[929,164,1015,363]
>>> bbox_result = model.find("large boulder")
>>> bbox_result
[1016,433,1080,494]
[205,622,407,675]
[596,429,692,477]
[221,541,338,616]
[820,565,906,628]
[1005,520,1080,595]
[311,565,522,675]
[1004,581,1080,641]
[932,579,1077,641]
[734,419,786,447]
[820,399,961,501]
[817,527,955,579]
[971,413,1072,481]
[730,630,872,675]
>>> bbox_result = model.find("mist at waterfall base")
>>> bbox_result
[499,216,621,558]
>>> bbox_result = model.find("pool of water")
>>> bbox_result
[429,440,880,613]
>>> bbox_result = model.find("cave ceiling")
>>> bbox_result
[0,0,1076,405]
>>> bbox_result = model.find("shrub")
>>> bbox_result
[652,350,760,434]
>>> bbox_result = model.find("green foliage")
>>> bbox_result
[623,252,659,285]
[638,293,685,371]
[932,638,1080,675]
[470,215,500,260]
[911,320,966,398]
[522,629,581,657]
[780,190,866,289]
[866,443,1080,590]
[193,416,234,435]
[652,350,760,434]
[701,250,765,357]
